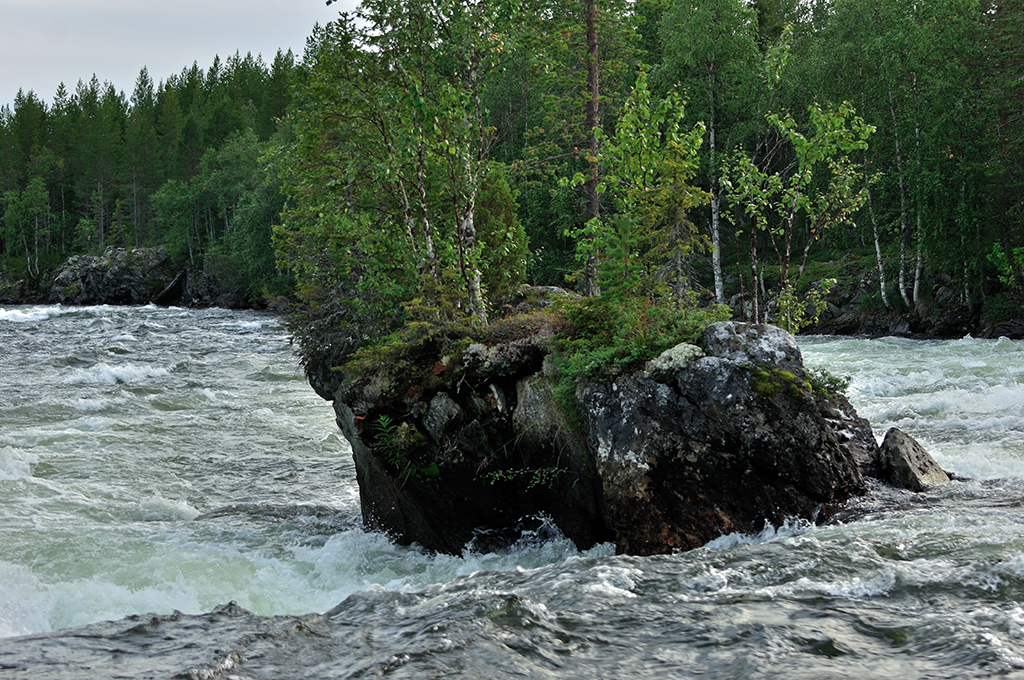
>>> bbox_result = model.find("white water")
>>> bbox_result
[5,309,1024,679]
[801,334,1024,479]
[0,305,605,640]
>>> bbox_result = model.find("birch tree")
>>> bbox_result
[724,102,874,332]
[659,0,759,305]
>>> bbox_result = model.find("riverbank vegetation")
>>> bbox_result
[1,0,1022,352]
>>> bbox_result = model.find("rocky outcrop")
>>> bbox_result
[47,247,228,307]
[50,247,177,305]
[878,427,950,491]
[333,327,608,555]
[323,320,883,556]
[579,322,869,554]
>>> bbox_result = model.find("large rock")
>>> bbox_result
[323,320,880,556]
[703,321,804,372]
[578,322,870,554]
[48,247,226,307]
[49,247,177,305]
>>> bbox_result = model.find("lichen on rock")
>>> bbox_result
[703,321,805,372]
[644,342,704,381]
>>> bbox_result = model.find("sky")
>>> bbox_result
[0,0,360,109]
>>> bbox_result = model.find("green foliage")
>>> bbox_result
[373,414,434,481]
[341,298,477,390]
[476,168,529,305]
[0,0,1020,340]
[552,295,731,382]
[988,244,1024,292]
[277,11,531,328]
[724,101,873,330]
[151,178,197,263]
[775,277,835,334]
[564,68,709,300]
[0,50,295,286]
[806,366,852,395]
[1,176,52,276]
[373,414,407,469]
[981,292,1023,323]
[74,218,98,252]
[483,466,570,491]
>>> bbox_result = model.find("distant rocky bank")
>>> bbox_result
[0,246,252,309]
[5,249,1021,341]
[801,271,1023,340]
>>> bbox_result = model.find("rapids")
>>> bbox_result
[2,305,1024,679]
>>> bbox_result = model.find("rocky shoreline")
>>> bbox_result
[799,270,1024,340]
[5,250,1024,340]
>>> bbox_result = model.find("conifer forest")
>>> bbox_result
[1,0,1022,336]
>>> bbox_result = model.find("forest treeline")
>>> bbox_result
[0,50,296,298]
[1,0,1022,332]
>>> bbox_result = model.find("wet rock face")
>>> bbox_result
[327,320,879,556]
[333,330,609,555]
[579,322,872,555]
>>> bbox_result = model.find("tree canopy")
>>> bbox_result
[0,0,1022,337]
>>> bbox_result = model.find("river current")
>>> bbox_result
[2,305,1024,679]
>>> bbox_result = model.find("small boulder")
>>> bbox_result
[879,428,950,491]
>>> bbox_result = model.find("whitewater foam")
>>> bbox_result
[63,362,171,385]
[71,396,112,412]
[0,562,53,637]
[581,565,642,599]
[0,307,64,323]
[703,518,815,551]
[138,496,201,522]
[0,447,38,481]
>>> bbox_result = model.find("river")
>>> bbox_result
[1,305,1023,679]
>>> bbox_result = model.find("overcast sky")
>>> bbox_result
[0,0,360,109]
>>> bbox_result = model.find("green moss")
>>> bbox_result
[747,367,813,402]
[339,308,475,405]
[553,295,731,383]
[749,368,778,398]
